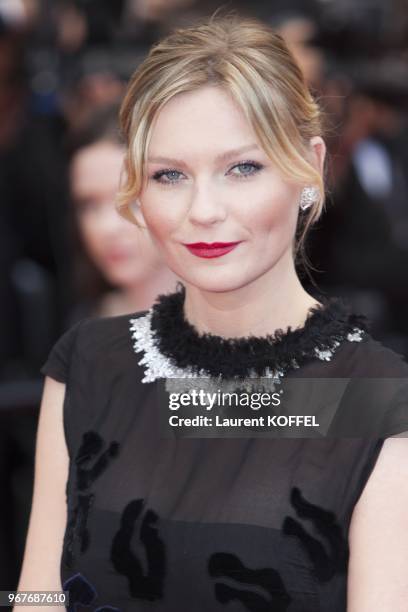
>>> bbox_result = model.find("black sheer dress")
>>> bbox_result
[40,286,408,612]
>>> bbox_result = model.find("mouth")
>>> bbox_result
[182,241,242,259]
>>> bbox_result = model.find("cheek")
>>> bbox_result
[135,228,163,262]
[77,212,114,261]
[245,184,299,238]
[140,192,181,243]
[78,215,102,253]
[120,225,142,250]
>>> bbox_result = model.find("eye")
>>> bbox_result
[228,161,263,179]
[151,169,185,185]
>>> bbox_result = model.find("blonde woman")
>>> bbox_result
[17,14,408,612]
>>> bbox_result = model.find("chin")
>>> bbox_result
[177,270,254,294]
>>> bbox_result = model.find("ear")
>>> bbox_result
[309,136,326,175]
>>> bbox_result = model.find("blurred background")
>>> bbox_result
[1,0,408,595]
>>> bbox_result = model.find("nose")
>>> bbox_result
[187,181,227,227]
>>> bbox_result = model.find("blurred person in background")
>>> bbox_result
[0,9,176,597]
[301,1,408,356]
[67,102,178,321]
[269,0,408,357]
[310,59,408,354]
[53,0,223,50]
[268,0,326,91]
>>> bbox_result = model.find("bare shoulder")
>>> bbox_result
[347,436,408,611]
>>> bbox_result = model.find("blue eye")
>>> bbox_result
[229,161,263,178]
[151,160,263,186]
[152,169,184,184]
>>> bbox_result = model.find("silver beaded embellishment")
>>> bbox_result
[129,312,365,385]
[130,311,208,383]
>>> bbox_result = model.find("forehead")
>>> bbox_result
[147,85,259,159]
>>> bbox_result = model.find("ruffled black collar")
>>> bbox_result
[149,284,369,378]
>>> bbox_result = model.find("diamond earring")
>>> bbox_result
[299,186,319,211]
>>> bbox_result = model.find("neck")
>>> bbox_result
[183,249,321,339]
[128,267,179,313]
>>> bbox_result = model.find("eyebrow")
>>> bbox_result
[147,144,260,166]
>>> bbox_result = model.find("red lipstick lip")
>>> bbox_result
[183,241,242,259]
[184,241,241,248]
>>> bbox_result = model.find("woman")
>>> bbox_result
[17,14,408,611]
[68,103,178,319]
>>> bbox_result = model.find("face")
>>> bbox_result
[71,141,165,287]
[138,85,320,294]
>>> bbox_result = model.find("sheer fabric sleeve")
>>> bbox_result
[40,319,85,383]
[40,318,92,459]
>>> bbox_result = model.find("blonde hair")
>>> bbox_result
[117,12,325,271]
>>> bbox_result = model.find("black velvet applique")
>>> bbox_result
[63,572,96,612]
[150,284,369,378]
[63,572,121,612]
[208,552,291,611]
[76,431,120,491]
[110,498,166,601]
[63,431,120,569]
[282,487,348,581]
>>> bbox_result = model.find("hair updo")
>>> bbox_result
[117,12,326,272]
